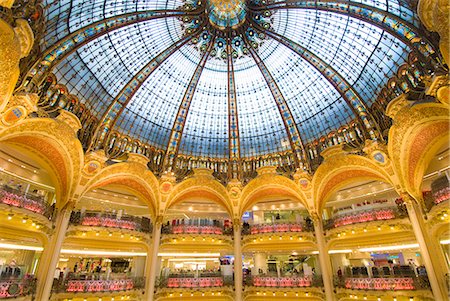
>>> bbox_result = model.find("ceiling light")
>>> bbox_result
[359,244,419,252]
[0,243,43,251]
[60,249,147,256]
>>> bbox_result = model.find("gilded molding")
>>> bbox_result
[165,173,232,216]
[312,152,393,211]
[79,161,160,216]
[388,102,449,198]
[0,118,83,207]
[239,173,308,217]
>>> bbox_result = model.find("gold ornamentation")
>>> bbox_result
[56,109,82,134]
[80,161,160,216]
[0,118,84,207]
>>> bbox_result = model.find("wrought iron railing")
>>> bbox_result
[0,186,54,219]
[334,276,431,291]
[0,277,36,299]
[323,206,408,230]
[69,211,152,233]
[246,275,323,288]
[241,221,313,236]
[157,275,233,288]
[161,224,232,236]
[52,276,145,293]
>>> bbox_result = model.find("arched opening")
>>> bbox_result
[0,143,60,294]
[159,184,234,292]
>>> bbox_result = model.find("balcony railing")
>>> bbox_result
[433,187,449,205]
[161,224,232,236]
[247,275,323,288]
[53,276,145,293]
[0,278,36,299]
[70,211,152,233]
[158,275,233,288]
[324,206,408,230]
[0,186,54,219]
[335,276,430,291]
[242,222,313,236]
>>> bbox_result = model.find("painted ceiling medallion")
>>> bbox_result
[180,0,273,61]
[207,0,247,30]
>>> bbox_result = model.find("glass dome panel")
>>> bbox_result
[40,0,420,159]
[113,45,201,149]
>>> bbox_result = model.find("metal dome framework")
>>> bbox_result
[19,0,443,182]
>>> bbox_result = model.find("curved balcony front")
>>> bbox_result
[248,275,323,288]
[160,220,233,252]
[52,275,145,300]
[67,211,152,241]
[324,205,409,231]
[241,222,315,252]
[0,186,54,232]
[155,275,234,300]
[162,224,232,236]
[0,277,36,299]
[335,276,431,291]
[160,275,232,288]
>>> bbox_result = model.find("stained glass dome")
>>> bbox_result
[33,0,436,166]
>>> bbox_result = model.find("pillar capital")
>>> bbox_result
[233,218,241,231]
[399,192,421,206]
[154,215,164,226]
[309,211,322,224]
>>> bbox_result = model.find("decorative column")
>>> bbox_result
[35,202,74,301]
[402,193,448,300]
[233,218,243,301]
[145,216,162,301]
[312,214,336,301]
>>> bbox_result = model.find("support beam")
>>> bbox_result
[249,0,441,65]
[226,36,241,180]
[163,34,216,171]
[88,28,203,151]
[35,203,74,301]
[261,27,380,140]
[233,219,243,301]
[145,217,162,301]
[402,193,449,300]
[245,34,309,170]
[312,215,336,301]
[22,9,198,87]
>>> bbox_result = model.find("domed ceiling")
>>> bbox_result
[40,0,422,160]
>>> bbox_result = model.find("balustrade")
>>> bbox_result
[0,186,53,219]
[432,186,450,206]
[158,276,232,288]
[250,276,319,288]
[54,277,144,293]
[0,278,36,299]
[242,222,312,236]
[163,224,230,235]
[70,211,152,233]
[324,206,408,230]
[161,219,232,235]
[335,276,430,291]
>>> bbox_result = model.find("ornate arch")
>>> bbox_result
[240,172,308,217]
[387,99,449,199]
[165,173,233,217]
[80,162,160,218]
[312,150,394,211]
[0,117,83,207]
